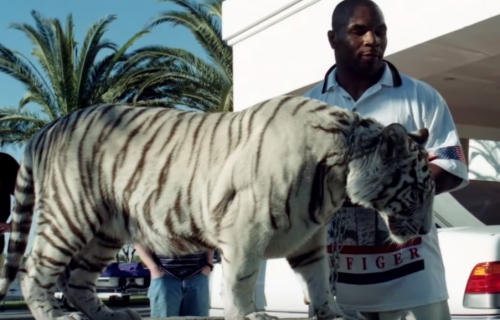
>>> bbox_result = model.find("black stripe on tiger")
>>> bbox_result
[78,108,111,223]
[268,178,278,230]
[309,159,329,225]
[306,103,329,114]
[226,113,238,158]
[292,97,314,115]
[123,112,166,202]
[208,113,226,166]
[254,95,297,175]
[286,246,325,269]
[67,283,95,293]
[188,114,209,164]
[50,175,88,247]
[38,232,75,258]
[155,143,178,203]
[246,99,272,143]
[236,111,244,146]
[57,146,87,235]
[68,257,104,274]
[33,276,55,290]
[237,270,256,282]
[285,178,294,228]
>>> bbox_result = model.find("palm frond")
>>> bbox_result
[75,15,118,109]
[0,11,150,147]
[0,45,58,118]
[148,0,231,78]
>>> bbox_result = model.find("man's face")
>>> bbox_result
[329,5,387,76]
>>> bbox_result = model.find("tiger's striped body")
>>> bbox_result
[0,95,434,320]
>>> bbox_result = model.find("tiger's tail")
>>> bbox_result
[0,148,35,300]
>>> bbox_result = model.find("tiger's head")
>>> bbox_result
[346,121,435,245]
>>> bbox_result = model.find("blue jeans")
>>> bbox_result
[147,272,210,318]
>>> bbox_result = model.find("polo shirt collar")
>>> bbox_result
[321,60,403,94]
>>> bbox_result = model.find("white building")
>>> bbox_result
[221,0,500,228]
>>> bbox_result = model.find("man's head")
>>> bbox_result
[328,0,387,76]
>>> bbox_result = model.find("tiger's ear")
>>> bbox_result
[408,128,429,147]
[380,123,409,161]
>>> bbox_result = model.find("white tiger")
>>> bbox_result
[0,95,434,320]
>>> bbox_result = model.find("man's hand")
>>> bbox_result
[150,266,164,279]
[0,222,10,235]
[201,265,212,276]
[429,163,463,195]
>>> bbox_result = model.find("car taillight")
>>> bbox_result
[465,261,500,294]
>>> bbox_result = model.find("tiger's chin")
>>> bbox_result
[380,214,422,245]
[387,232,417,245]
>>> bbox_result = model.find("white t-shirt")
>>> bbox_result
[303,61,469,312]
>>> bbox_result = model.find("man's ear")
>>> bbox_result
[327,30,336,49]
[379,123,409,161]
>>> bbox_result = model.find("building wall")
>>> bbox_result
[222,0,500,111]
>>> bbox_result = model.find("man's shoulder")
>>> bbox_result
[398,72,444,103]
[302,81,325,99]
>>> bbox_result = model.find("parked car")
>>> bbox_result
[100,262,151,296]
[208,225,500,319]
[54,262,150,310]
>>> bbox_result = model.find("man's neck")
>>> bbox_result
[335,65,385,101]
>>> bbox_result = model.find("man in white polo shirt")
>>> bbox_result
[303,0,469,319]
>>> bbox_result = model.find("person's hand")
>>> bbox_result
[0,223,11,235]
[201,265,212,276]
[150,267,164,279]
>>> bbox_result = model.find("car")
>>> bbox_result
[208,225,500,319]
[54,262,150,311]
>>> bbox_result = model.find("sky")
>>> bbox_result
[0,0,210,253]
[0,0,208,162]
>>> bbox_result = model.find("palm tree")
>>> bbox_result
[129,0,233,112]
[0,10,150,148]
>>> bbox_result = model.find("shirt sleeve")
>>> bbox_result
[423,91,469,192]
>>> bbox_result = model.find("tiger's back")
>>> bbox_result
[0,95,434,320]
[23,104,248,253]
[2,96,333,275]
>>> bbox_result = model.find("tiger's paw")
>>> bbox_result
[114,309,142,320]
[312,313,365,320]
[245,311,279,320]
[338,306,366,320]
[312,316,364,320]
[311,303,366,320]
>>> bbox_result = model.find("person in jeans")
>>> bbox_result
[135,244,214,318]
[302,0,468,319]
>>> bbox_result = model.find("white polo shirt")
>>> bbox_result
[303,61,469,312]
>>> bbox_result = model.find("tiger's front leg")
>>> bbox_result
[217,191,278,320]
[286,226,349,320]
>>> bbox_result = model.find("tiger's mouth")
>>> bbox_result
[384,216,425,244]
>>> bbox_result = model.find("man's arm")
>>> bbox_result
[201,249,215,276]
[206,249,214,265]
[429,163,463,195]
[423,90,469,195]
[134,244,163,278]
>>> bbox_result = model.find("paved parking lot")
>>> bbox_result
[0,305,150,319]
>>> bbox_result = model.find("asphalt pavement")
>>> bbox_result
[0,305,150,319]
